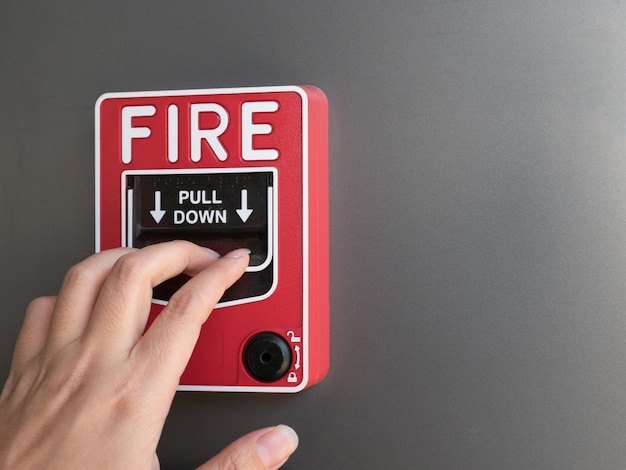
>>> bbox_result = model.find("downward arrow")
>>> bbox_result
[236,189,253,223]
[150,191,166,223]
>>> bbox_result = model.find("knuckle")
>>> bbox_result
[222,452,241,470]
[168,239,195,250]
[25,296,56,314]
[216,447,264,470]
[166,286,206,317]
[110,253,149,284]
[62,262,96,289]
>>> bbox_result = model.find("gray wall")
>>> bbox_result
[3,1,626,468]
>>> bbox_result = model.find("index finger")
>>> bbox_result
[83,241,220,350]
[130,249,250,392]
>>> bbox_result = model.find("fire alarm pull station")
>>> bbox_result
[95,86,328,392]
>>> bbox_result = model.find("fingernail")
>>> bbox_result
[224,248,251,259]
[202,247,221,258]
[256,425,299,468]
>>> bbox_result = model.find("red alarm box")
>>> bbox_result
[95,86,328,392]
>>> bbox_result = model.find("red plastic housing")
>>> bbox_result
[95,86,328,392]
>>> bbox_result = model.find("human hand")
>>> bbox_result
[0,241,298,469]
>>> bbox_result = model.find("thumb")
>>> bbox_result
[196,425,299,470]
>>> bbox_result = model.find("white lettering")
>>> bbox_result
[179,190,189,204]
[186,210,198,224]
[241,101,279,161]
[174,210,185,224]
[173,209,227,225]
[121,105,156,164]
[190,103,228,162]
[167,104,178,163]
[212,190,223,204]
[191,191,201,205]
[178,190,222,205]
[215,209,227,223]
[120,100,282,164]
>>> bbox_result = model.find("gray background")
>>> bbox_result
[2,1,626,468]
